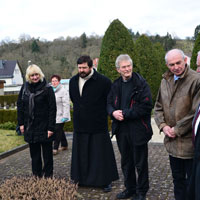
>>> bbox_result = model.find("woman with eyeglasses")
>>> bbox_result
[17,64,56,178]
[50,74,70,155]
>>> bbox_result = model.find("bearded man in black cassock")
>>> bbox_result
[69,55,119,192]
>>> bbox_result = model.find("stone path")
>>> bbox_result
[0,119,175,199]
[0,139,174,200]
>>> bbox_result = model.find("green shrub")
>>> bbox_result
[64,120,73,132]
[0,176,77,200]
[0,110,17,124]
[98,19,137,81]
[0,94,18,107]
[190,32,200,70]
[0,109,112,132]
[134,35,166,104]
[0,121,16,130]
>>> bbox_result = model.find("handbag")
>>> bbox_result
[16,125,22,135]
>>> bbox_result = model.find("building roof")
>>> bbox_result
[0,60,18,78]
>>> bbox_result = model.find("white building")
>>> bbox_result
[0,60,24,94]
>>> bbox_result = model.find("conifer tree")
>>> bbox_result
[190,32,200,70]
[98,19,137,81]
[134,35,165,103]
[194,25,200,40]
[31,40,40,53]
[80,33,87,48]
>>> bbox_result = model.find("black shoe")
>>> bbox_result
[136,194,146,200]
[103,184,112,192]
[116,189,135,199]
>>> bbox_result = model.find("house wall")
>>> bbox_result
[12,63,23,85]
[0,88,4,95]
[4,85,22,94]
[3,63,23,94]
[0,82,4,95]
[4,64,23,87]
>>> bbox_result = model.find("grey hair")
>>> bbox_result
[115,54,133,68]
[165,49,185,64]
[25,64,45,83]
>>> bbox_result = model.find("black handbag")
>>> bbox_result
[16,125,22,135]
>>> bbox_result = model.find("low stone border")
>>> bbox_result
[0,143,29,160]
[0,132,74,160]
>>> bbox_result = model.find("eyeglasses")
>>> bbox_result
[30,73,39,77]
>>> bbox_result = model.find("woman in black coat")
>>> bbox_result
[17,64,56,178]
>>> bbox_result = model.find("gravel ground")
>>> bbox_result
[0,137,174,200]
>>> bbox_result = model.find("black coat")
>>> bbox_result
[69,69,111,134]
[17,79,56,143]
[107,72,153,145]
[187,104,200,200]
[70,70,119,186]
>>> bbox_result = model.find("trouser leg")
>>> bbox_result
[195,161,200,200]
[42,141,53,178]
[169,155,193,200]
[116,132,136,193]
[29,143,42,177]
[61,128,68,147]
[134,143,149,195]
[53,123,63,150]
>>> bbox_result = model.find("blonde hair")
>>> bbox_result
[25,64,45,83]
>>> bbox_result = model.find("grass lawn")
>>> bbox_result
[0,129,26,154]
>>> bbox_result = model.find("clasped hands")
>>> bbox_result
[113,110,124,121]
[163,126,176,138]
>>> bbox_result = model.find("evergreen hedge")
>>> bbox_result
[0,110,112,132]
[190,32,200,70]
[0,94,18,107]
[98,19,137,81]
[134,35,166,103]
[0,110,17,124]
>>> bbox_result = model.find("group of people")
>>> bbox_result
[17,48,200,200]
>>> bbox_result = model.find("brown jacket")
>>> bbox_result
[154,65,200,159]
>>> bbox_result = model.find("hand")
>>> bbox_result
[170,127,176,138]
[163,126,176,138]
[48,131,54,138]
[61,118,69,123]
[112,110,124,121]
[20,125,24,134]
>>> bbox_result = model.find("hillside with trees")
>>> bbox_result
[0,23,195,84]
[0,34,102,81]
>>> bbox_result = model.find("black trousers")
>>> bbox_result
[53,123,68,150]
[116,130,149,195]
[29,141,53,178]
[169,155,193,200]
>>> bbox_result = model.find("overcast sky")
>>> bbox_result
[0,0,200,42]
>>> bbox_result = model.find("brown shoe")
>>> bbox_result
[59,146,68,151]
[53,149,58,155]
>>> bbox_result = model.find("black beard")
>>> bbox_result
[79,70,91,78]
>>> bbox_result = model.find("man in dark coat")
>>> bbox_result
[107,54,153,200]
[69,55,119,192]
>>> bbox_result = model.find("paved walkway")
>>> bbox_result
[0,119,175,200]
